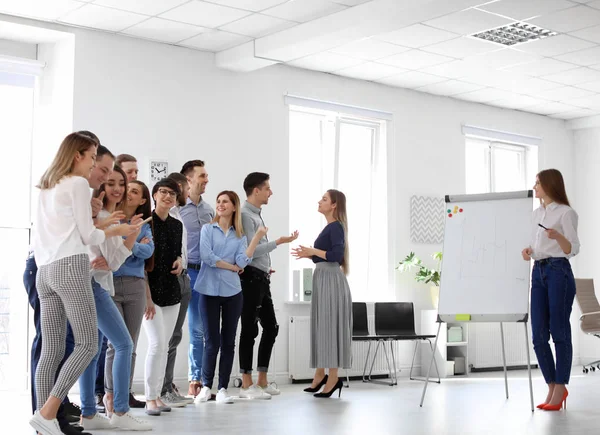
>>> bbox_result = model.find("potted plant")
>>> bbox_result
[397,252,442,308]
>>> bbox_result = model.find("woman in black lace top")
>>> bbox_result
[142,178,183,415]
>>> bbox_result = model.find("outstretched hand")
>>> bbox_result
[278,230,299,245]
[291,245,315,259]
[95,211,126,230]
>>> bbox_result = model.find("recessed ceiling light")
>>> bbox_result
[472,22,557,47]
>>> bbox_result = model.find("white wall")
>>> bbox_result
[572,126,600,365]
[66,28,576,384]
[3,17,578,385]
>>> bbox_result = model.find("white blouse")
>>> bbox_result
[88,209,132,296]
[530,202,580,260]
[32,176,106,266]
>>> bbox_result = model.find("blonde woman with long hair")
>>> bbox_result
[30,132,139,435]
[193,190,267,404]
[292,189,352,399]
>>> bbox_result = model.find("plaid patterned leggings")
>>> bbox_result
[35,254,98,410]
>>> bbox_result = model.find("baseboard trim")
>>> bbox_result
[291,374,390,384]
[470,364,539,373]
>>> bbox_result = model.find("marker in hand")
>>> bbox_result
[538,223,549,230]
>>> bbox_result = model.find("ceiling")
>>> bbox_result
[5,0,600,120]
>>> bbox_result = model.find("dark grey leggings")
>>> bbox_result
[105,276,146,393]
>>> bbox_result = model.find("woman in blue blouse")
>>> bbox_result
[292,189,352,399]
[194,190,267,404]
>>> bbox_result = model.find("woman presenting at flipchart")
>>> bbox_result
[521,169,579,411]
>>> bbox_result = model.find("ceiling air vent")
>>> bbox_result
[472,22,557,46]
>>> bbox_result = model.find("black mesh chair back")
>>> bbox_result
[374,302,417,336]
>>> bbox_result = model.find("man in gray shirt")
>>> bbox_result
[239,172,298,399]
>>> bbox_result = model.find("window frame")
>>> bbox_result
[288,105,388,302]
[490,141,527,193]
[465,136,533,194]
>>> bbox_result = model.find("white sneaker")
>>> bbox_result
[195,386,212,403]
[111,412,153,431]
[261,382,281,396]
[216,388,234,404]
[29,412,63,435]
[80,413,112,430]
[160,391,188,407]
[240,384,272,400]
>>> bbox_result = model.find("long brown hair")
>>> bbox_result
[129,180,152,220]
[537,169,570,206]
[211,190,244,238]
[327,189,350,275]
[93,165,128,211]
[38,132,97,189]
[128,180,154,271]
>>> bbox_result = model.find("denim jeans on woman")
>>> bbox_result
[79,280,133,417]
[530,257,576,385]
[199,292,243,390]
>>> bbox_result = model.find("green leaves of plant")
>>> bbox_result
[397,251,443,287]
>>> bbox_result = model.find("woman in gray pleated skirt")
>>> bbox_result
[292,189,352,398]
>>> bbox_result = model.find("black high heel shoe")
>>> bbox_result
[314,379,343,398]
[304,375,328,393]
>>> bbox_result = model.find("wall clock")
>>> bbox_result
[150,160,168,182]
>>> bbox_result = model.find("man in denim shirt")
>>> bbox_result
[179,160,214,398]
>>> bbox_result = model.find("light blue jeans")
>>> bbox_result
[187,268,204,381]
[79,280,133,416]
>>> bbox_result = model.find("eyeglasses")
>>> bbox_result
[158,188,177,198]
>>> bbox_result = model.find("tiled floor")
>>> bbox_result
[6,369,600,435]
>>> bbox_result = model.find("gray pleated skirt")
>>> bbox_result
[310,262,353,369]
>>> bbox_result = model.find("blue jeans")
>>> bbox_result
[199,292,243,390]
[187,268,204,382]
[24,256,75,413]
[531,258,576,385]
[79,280,133,417]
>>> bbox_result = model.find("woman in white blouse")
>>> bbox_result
[521,169,579,412]
[30,133,139,435]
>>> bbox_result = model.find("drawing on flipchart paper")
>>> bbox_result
[456,217,525,281]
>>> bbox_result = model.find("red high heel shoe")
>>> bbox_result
[536,403,548,409]
[542,389,568,411]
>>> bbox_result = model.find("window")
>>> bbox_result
[0,71,36,392]
[465,137,538,194]
[288,105,389,302]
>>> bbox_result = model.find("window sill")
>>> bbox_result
[284,301,311,305]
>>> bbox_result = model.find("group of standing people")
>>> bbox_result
[27,130,355,435]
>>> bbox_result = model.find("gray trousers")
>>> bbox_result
[105,276,146,393]
[161,272,192,395]
[36,254,98,409]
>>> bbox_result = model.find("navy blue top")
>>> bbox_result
[312,221,345,264]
